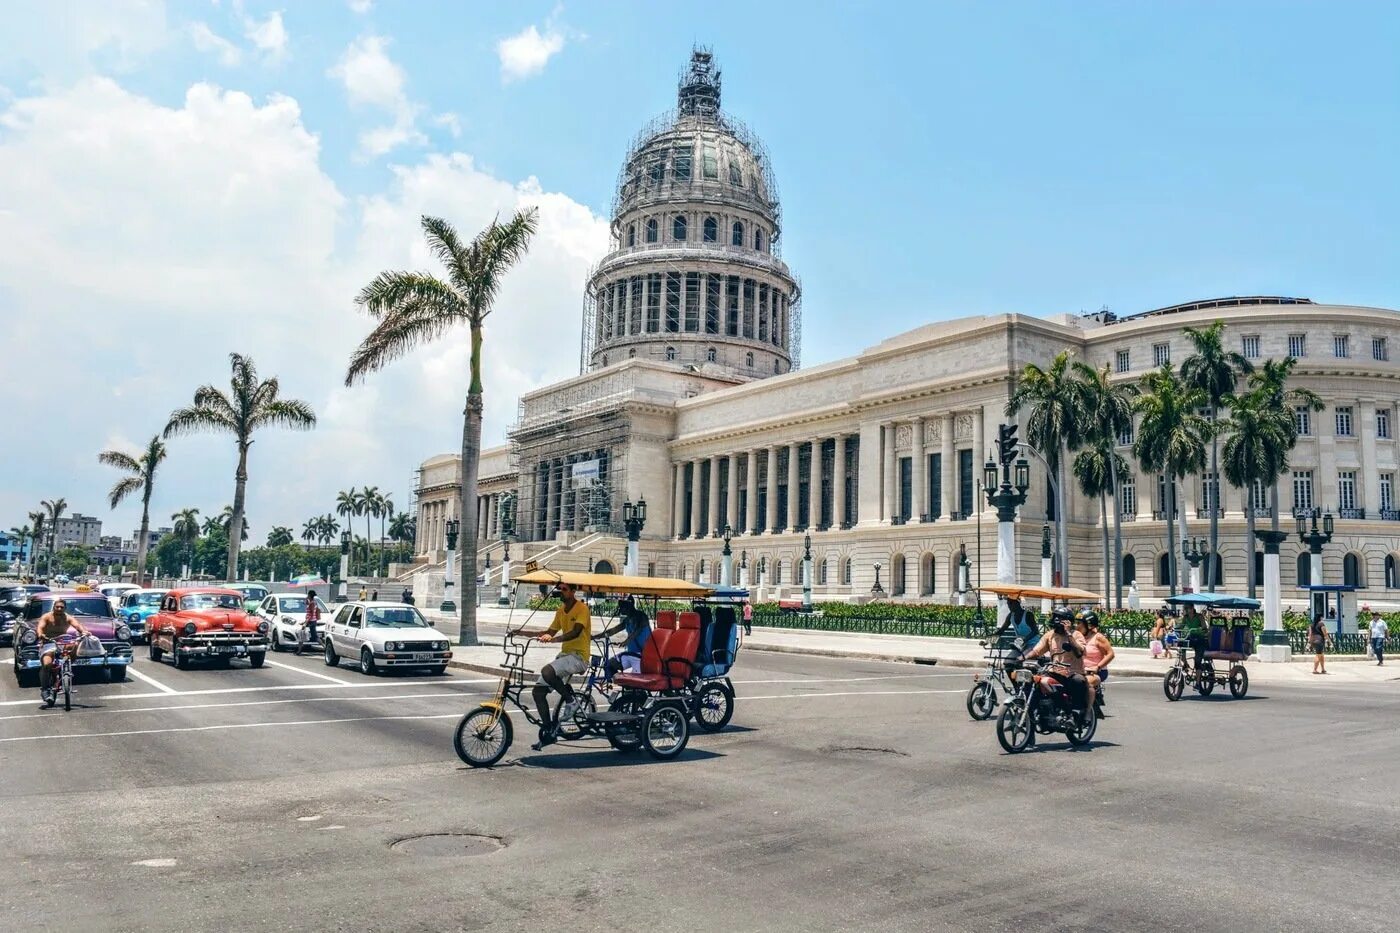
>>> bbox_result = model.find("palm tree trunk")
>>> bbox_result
[1271,479,1281,533]
[1166,480,1179,596]
[1245,499,1257,599]
[227,446,249,581]
[1208,428,1220,591]
[1109,456,1123,609]
[458,386,483,645]
[1099,490,1110,600]
[135,496,152,584]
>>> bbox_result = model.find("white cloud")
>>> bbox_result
[497,23,565,83]
[328,34,425,158]
[348,0,373,12]
[189,22,242,66]
[4,0,170,80]
[244,10,288,60]
[432,112,462,137]
[0,78,606,540]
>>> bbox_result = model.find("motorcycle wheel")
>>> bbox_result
[693,681,735,732]
[1163,667,1184,702]
[1066,709,1097,746]
[965,681,996,721]
[454,706,512,768]
[1229,665,1249,699]
[1196,660,1217,696]
[996,698,1034,754]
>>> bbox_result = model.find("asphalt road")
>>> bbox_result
[1,643,1398,933]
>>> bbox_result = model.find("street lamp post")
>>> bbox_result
[622,498,647,577]
[758,556,767,592]
[984,423,1031,628]
[738,549,748,588]
[802,532,813,611]
[1297,508,1334,618]
[498,492,515,607]
[870,561,886,598]
[336,531,350,603]
[1039,523,1053,616]
[1181,537,1208,593]
[721,524,733,586]
[441,518,459,613]
[1254,529,1292,661]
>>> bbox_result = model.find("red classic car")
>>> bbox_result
[148,587,270,670]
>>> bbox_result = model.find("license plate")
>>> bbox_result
[214,645,247,655]
[412,652,432,661]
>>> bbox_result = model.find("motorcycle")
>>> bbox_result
[995,658,1098,753]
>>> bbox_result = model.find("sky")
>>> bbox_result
[2,0,1398,546]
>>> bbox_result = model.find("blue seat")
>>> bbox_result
[696,605,739,678]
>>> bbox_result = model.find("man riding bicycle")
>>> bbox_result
[524,581,591,750]
[1022,607,1089,723]
[35,598,92,706]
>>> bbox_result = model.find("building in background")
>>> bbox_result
[0,530,32,569]
[53,513,102,549]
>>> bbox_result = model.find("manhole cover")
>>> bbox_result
[391,833,505,857]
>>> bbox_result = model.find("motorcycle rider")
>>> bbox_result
[1076,609,1115,718]
[1022,606,1089,723]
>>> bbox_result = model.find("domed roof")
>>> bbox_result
[611,50,781,236]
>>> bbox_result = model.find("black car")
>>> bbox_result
[0,585,28,646]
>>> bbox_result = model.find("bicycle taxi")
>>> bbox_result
[1161,591,1259,700]
[452,569,744,768]
[966,583,1103,720]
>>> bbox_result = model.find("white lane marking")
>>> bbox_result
[263,659,352,685]
[321,825,345,830]
[731,673,959,685]
[0,678,495,706]
[132,858,177,867]
[743,688,966,700]
[126,665,178,695]
[0,690,484,721]
[296,815,322,822]
[0,712,462,743]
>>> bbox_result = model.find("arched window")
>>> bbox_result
[755,228,766,252]
[628,348,636,358]
[673,215,687,241]
[703,217,718,243]
[841,558,852,586]
[706,347,716,362]
[891,554,907,596]
[920,553,936,596]
[745,351,754,368]
[731,221,744,247]
[594,559,615,575]
[1386,554,1398,589]
[626,224,635,247]
[773,560,783,585]
[818,558,827,585]
[1158,553,1173,587]
[1296,552,1311,586]
[644,218,658,243]
[1344,552,1363,587]
[665,346,676,361]
[1121,554,1136,585]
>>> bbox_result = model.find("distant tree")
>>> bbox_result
[41,498,68,575]
[99,436,168,582]
[267,526,294,548]
[172,507,201,573]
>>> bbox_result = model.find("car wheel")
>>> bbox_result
[149,639,163,663]
[248,652,265,669]
[324,639,339,668]
[174,640,190,670]
[271,630,282,652]
[16,667,38,689]
[359,647,376,676]
[108,665,127,683]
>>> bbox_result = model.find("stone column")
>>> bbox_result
[809,440,823,530]
[786,441,801,531]
[689,460,704,540]
[857,421,882,525]
[833,435,848,528]
[882,423,897,522]
[940,414,954,518]
[726,453,740,533]
[765,446,779,532]
[545,462,559,540]
[973,407,986,514]
[746,450,759,534]
[1361,400,1380,514]
[707,454,721,537]
[672,463,684,539]
[912,419,926,521]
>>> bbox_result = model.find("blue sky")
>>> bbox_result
[2,0,1398,544]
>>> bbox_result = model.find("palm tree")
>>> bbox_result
[1073,443,1131,605]
[301,519,318,548]
[28,510,45,578]
[1248,357,1323,532]
[164,352,317,581]
[1006,351,1086,584]
[319,514,340,548]
[98,436,168,583]
[200,514,223,537]
[1221,388,1291,598]
[9,524,33,575]
[377,495,394,575]
[336,488,360,571]
[267,526,294,548]
[1181,321,1254,590]
[347,211,537,646]
[41,498,68,576]
[359,486,381,576]
[172,507,201,575]
[1133,364,1208,596]
[1074,362,1138,607]
[219,505,250,541]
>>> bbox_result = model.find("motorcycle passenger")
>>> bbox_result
[995,596,1040,651]
[1022,607,1088,722]
[35,599,92,705]
[525,582,591,750]
[600,597,650,675]
[1076,609,1115,718]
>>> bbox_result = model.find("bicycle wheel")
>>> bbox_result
[996,698,1034,754]
[556,692,597,741]
[1163,667,1184,702]
[1229,665,1249,699]
[453,706,513,768]
[966,681,996,720]
[606,693,644,752]
[693,681,735,733]
[1196,660,1217,696]
[62,667,71,712]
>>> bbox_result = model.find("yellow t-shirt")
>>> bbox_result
[549,599,592,662]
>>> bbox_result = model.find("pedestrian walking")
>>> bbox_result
[1150,612,1168,659]
[1310,614,1332,674]
[401,586,414,606]
[358,584,368,601]
[371,589,379,601]
[741,599,753,636]
[1370,610,1388,666]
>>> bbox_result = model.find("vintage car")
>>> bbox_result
[116,588,167,644]
[98,582,141,613]
[0,583,29,646]
[12,590,135,687]
[323,602,451,676]
[147,587,269,669]
[255,593,332,652]
[223,582,270,613]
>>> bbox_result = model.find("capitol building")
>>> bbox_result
[412,51,1400,607]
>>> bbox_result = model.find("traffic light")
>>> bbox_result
[997,423,1019,466]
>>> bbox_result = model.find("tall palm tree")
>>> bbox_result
[267,526,294,548]
[378,495,394,575]
[201,514,223,537]
[172,507,201,575]
[1074,362,1138,607]
[1221,389,1291,598]
[336,488,360,571]
[27,510,45,578]
[319,514,340,548]
[98,436,167,583]
[41,498,68,576]
[219,505,250,541]
[1006,351,1086,584]
[164,352,316,581]
[1133,364,1208,596]
[9,524,34,575]
[1181,321,1254,590]
[301,519,318,548]
[1073,443,1131,604]
[1248,357,1323,532]
[359,486,380,577]
[347,211,537,646]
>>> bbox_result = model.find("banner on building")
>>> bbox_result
[571,459,601,488]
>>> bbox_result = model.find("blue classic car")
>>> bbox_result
[117,588,167,644]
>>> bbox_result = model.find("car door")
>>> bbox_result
[330,605,355,654]
[343,606,365,655]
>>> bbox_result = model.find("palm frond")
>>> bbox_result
[97,449,141,474]
[108,475,144,509]
[420,215,469,286]
[469,209,539,320]
[355,270,463,320]
[251,398,317,431]
[345,297,461,385]
[164,403,237,438]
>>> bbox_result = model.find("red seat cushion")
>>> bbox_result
[613,672,671,690]
[655,610,678,630]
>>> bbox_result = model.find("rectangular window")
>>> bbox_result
[928,453,942,520]
[1294,406,1311,436]
[1118,423,1133,446]
[672,147,691,181]
[1241,335,1261,359]
[1338,471,1357,511]
[1119,479,1136,517]
[1334,334,1350,358]
[726,275,740,337]
[629,277,643,334]
[664,272,681,332]
[898,456,912,523]
[844,436,860,525]
[958,449,974,518]
[1153,343,1170,367]
[1378,409,1391,440]
[1201,472,1219,511]
[1336,406,1353,437]
[683,272,700,332]
[1115,349,1129,373]
[742,279,755,338]
[1292,470,1314,512]
[797,445,812,529]
[1382,474,1394,513]
[646,273,661,332]
[1250,478,1268,512]
[701,144,718,179]
[1374,336,1389,361]
[1156,474,1170,514]
[1288,333,1306,358]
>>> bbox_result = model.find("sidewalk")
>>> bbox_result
[427,606,1398,686]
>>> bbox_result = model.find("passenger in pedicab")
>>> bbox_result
[600,596,651,674]
[519,581,591,750]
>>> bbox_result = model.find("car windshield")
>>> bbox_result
[128,592,162,607]
[239,588,268,601]
[1,587,26,602]
[277,597,327,612]
[181,593,244,611]
[25,586,49,594]
[364,607,428,628]
[35,597,112,619]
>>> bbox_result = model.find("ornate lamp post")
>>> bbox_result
[738,549,748,588]
[720,524,734,586]
[984,423,1031,627]
[871,560,886,598]
[498,493,515,607]
[441,518,459,613]
[802,532,813,610]
[1254,528,1292,661]
[1039,523,1053,616]
[758,555,767,590]
[336,530,350,603]
[1297,509,1334,618]
[622,498,647,577]
[1181,537,1208,593]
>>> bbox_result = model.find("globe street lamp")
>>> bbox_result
[622,498,647,577]
[336,530,351,603]
[498,492,515,607]
[441,518,459,613]
[802,532,813,611]
[720,524,734,586]
[871,560,886,598]
[983,423,1031,627]
[1297,508,1334,618]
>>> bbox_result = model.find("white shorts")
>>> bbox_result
[536,652,586,687]
[619,654,642,674]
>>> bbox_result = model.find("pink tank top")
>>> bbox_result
[1083,636,1107,670]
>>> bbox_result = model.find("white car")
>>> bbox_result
[322,602,451,676]
[256,593,332,652]
[99,582,141,613]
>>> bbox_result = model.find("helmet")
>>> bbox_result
[1075,608,1101,629]
[1049,607,1075,628]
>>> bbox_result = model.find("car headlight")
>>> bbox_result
[20,628,37,645]
[257,621,269,634]
[115,623,131,641]
[183,622,197,635]
[436,641,447,651]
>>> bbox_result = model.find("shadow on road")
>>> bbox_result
[498,748,725,770]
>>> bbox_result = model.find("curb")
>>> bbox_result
[741,643,1165,678]
[448,659,512,678]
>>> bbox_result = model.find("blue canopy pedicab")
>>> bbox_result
[1162,592,1260,701]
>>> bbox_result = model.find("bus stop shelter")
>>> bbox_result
[1305,584,1358,634]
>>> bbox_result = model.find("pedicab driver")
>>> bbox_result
[527,581,591,749]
